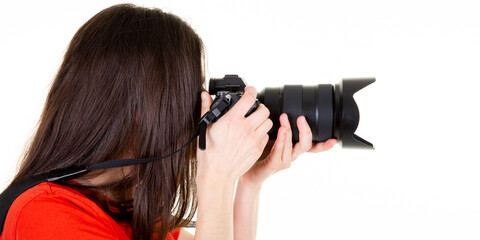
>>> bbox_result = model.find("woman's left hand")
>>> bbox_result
[240,113,337,188]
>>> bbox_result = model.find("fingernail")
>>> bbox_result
[201,92,207,101]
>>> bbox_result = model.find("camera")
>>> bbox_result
[208,75,375,149]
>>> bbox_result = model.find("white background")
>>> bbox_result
[1,0,479,239]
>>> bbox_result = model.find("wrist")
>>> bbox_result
[196,171,238,188]
[238,175,264,193]
[195,174,236,240]
[196,175,236,215]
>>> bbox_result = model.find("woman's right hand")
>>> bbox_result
[196,87,272,184]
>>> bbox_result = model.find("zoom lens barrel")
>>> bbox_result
[258,78,375,149]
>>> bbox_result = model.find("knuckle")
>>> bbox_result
[252,144,263,156]
[260,104,270,116]
[255,135,268,154]
[245,86,257,95]
[240,124,252,136]
[242,91,256,103]
[256,146,264,156]
[267,118,273,128]
[264,119,273,132]
[263,134,270,143]
[303,143,312,151]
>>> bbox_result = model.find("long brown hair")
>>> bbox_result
[10,4,203,240]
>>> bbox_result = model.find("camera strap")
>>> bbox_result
[0,98,231,234]
[197,97,230,150]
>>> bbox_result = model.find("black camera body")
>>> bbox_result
[208,75,375,149]
[209,75,259,120]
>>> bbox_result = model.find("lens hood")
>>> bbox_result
[334,78,375,149]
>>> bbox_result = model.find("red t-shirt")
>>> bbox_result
[0,182,180,240]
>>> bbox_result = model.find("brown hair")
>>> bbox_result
[10,4,203,240]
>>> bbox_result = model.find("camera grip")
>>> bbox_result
[245,100,259,117]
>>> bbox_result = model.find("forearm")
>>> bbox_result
[233,177,262,240]
[194,177,236,240]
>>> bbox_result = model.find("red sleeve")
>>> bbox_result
[167,228,181,240]
[1,183,131,240]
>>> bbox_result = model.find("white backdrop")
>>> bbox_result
[1,0,479,239]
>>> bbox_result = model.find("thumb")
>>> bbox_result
[200,91,213,116]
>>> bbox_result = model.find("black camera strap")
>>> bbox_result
[0,98,231,234]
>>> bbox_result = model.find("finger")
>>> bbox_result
[247,104,270,128]
[254,117,273,137]
[308,139,337,153]
[254,133,270,162]
[280,113,293,162]
[260,134,270,152]
[292,116,313,160]
[228,86,258,118]
[268,126,287,165]
[200,91,213,116]
[259,140,275,160]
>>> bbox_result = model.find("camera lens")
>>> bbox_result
[257,78,375,149]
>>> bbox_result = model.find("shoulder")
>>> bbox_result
[1,182,131,240]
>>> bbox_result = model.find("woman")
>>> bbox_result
[0,4,336,240]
